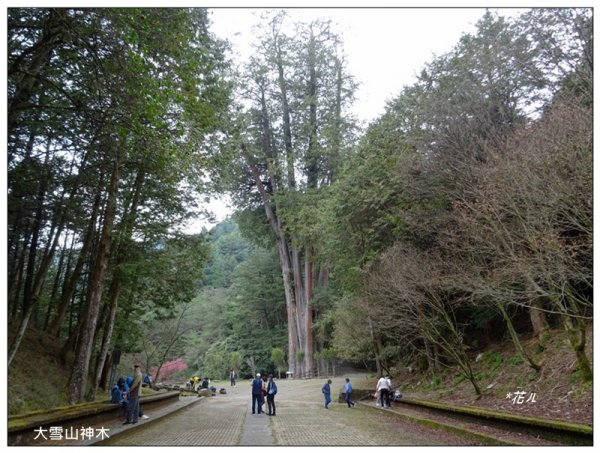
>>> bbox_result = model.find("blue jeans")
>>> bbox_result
[324,393,331,407]
[252,394,262,413]
[346,393,354,407]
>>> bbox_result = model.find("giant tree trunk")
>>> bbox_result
[304,248,315,377]
[68,155,120,404]
[291,248,306,376]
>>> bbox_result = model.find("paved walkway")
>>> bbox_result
[103,374,470,446]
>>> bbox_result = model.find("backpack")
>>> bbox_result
[110,385,121,404]
[268,381,277,395]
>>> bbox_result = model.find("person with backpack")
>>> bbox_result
[110,382,122,404]
[266,375,277,416]
[322,379,332,409]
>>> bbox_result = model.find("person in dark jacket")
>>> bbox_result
[322,379,332,409]
[251,373,264,414]
[266,375,277,416]
[201,377,209,389]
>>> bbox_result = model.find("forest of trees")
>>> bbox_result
[7,8,592,404]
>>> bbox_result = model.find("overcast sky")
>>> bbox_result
[209,7,516,125]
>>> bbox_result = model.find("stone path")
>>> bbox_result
[103,374,471,446]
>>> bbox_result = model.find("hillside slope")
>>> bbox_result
[361,324,593,425]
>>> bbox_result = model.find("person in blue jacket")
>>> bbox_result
[125,376,133,393]
[344,377,356,407]
[266,375,277,416]
[110,383,122,404]
[322,379,332,409]
[251,373,264,414]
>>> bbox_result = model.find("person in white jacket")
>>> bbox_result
[376,375,391,408]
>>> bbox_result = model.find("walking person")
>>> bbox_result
[124,364,143,425]
[230,369,237,387]
[376,375,391,408]
[344,377,356,407]
[266,375,277,416]
[251,373,263,414]
[322,379,332,409]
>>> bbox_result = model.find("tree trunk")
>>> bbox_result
[99,353,112,392]
[304,248,314,377]
[91,169,145,399]
[498,303,541,372]
[69,155,120,404]
[291,248,306,376]
[529,297,550,343]
[274,34,294,189]
[563,316,592,382]
[7,303,35,366]
[91,278,122,399]
[244,150,302,378]
[43,234,70,331]
[48,177,103,337]
[8,141,52,368]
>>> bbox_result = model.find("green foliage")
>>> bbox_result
[271,348,286,375]
[229,352,242,371]
[508,355,525,368]
[202,219,254,287]
[175,220,287,381]
[454,374,466,385]
[485,352,504,372]
[430,375,442,387]
[474,370,488,381]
